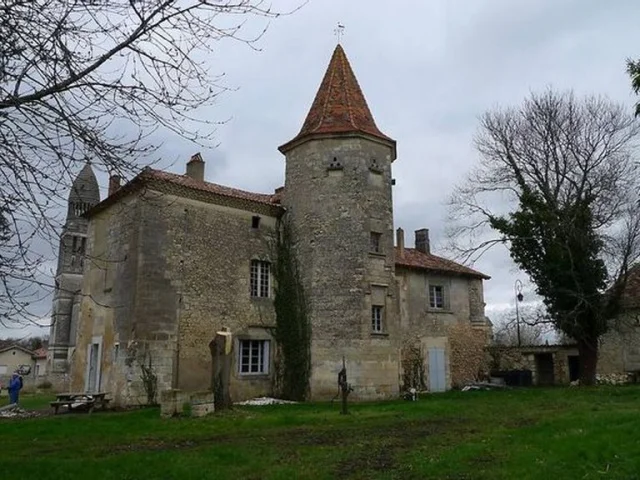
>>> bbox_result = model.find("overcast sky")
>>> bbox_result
[4,0,640,338]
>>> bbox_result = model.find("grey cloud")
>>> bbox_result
[4,0,640,336]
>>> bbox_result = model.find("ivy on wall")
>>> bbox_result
[272,216,311,401]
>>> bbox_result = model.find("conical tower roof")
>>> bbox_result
[68,163,100,205]
[279,44,395,155]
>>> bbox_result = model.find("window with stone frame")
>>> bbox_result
[371,305,384,333]
[250,260,271,298]
[429,284,447,309]
[370,232,382,253]
[238,339,270,375]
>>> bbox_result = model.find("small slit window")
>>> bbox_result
[370,232,382,253]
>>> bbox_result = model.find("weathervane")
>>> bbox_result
[334,22,345,44]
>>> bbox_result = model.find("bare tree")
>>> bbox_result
[448,89,640,385]
[0,0,300,324]
[492,306,550,347]
[628,58,640,117]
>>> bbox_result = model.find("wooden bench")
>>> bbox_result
[50,393,110,415]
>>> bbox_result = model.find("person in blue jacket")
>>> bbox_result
[8,372,23,405]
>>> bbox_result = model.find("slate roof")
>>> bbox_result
[69,163,100,205]
[395,247,490,279]
[279,44,395,153]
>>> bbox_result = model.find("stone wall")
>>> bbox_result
[282,136,400,400]
[396,268,490,391]
[487,345,579,386]
[72,188,281,406]
[598,311,640,375]
[71,194,145,404]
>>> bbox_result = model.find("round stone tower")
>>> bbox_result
[279,44,399,400]
[48,163,100,389]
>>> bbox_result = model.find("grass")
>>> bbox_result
[2,387,640,479]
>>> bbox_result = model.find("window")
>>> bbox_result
[250,260,271,298]
[371,306,384,333]
[0,365,7,375]
[238,340,270,375]
[251,216,261,229]
[429,285,446,309]
[35,364,40,377]
[370,232,382,253]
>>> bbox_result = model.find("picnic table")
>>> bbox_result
[50,392,110,414]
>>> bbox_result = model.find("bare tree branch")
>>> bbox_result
[0,0,304,324]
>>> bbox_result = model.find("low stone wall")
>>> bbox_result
[160,389,215,418]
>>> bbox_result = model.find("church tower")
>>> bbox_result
[279,44,399,399]
[47,163,100,388]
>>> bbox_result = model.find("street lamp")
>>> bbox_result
[515,280,524,347]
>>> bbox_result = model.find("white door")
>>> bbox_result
[428,347,446,392]
[87,343,100,392]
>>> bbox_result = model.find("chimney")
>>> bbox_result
[396,228,405,258]
[186,152,205,181]
[415,228,430,254]
[108,174,121,196]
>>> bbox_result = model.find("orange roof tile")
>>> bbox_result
[143,169,281,207]
[86,168,283,217]
[395,247,490,279]
[279,45,395,153]
[33,348,47,359]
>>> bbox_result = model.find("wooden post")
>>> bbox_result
[210,327,233,411]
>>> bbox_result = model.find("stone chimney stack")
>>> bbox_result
[415,228,430,254]
[186,152,205,181]
[108,174,121,196]
[396,228,405,258]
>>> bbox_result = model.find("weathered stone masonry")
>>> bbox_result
[68,44,492,405]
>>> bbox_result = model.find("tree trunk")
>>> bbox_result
[577,337,598,386]
[209,331,232,411]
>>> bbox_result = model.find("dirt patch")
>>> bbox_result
[506,416,539,429]
[332,419,462,478]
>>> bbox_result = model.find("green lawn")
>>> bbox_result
[2,387,640,479]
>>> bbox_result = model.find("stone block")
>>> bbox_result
[189,391,215,417]
[160,389,188,417]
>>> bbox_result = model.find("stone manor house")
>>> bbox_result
[47,44,492,405]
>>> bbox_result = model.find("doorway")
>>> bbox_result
[568,355,580,382]
[428,347,446,392]
[85,339,102,392]
[535,353,555,386]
